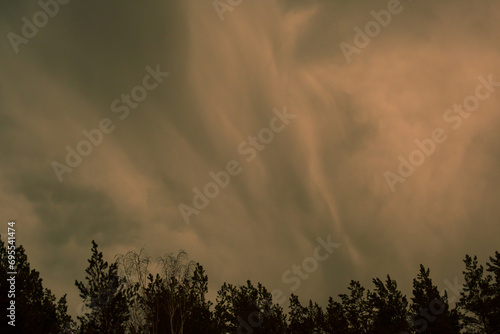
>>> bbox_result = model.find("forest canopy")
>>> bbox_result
[1,237,499,334]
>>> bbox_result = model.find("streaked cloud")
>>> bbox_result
[1,0,499,315]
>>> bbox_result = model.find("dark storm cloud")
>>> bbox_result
[1,0,500,316]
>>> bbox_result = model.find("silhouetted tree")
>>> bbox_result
[4,236,500,334]
[214,280,286,333]
[306,299,326,333]
[411,265,459,334]
[183,263,215,334]
[288,294,311,333]
[75,240,132,334]
[136,250,216,334]
[116,248,151,333]
[325,297,350,333]
[339,281,373,332]
[458,254,499,334]
[486,251,500,334]
[288,294,325,333]
[368,275,412,333]
[0,237,73,333]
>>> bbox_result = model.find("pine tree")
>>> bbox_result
[368,275,412,333]
[0,237,74,333]
[411,265,458,334]
[486,251,500,334]
[325,297,350,333]
[183,263,215,334]
[214,280,286,334]
[75,241,132,334]
[339,280,373,333]
[458,253,499,334]
[288,294,310,333]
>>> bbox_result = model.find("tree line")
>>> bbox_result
[1,237,499,333]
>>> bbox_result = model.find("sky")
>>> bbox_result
[1,0,500,317]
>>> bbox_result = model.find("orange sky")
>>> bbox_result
[1,0,500,316]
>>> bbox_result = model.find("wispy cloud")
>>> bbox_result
[1,0,500,315]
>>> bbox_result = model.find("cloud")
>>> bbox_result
[1,0,500,315]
